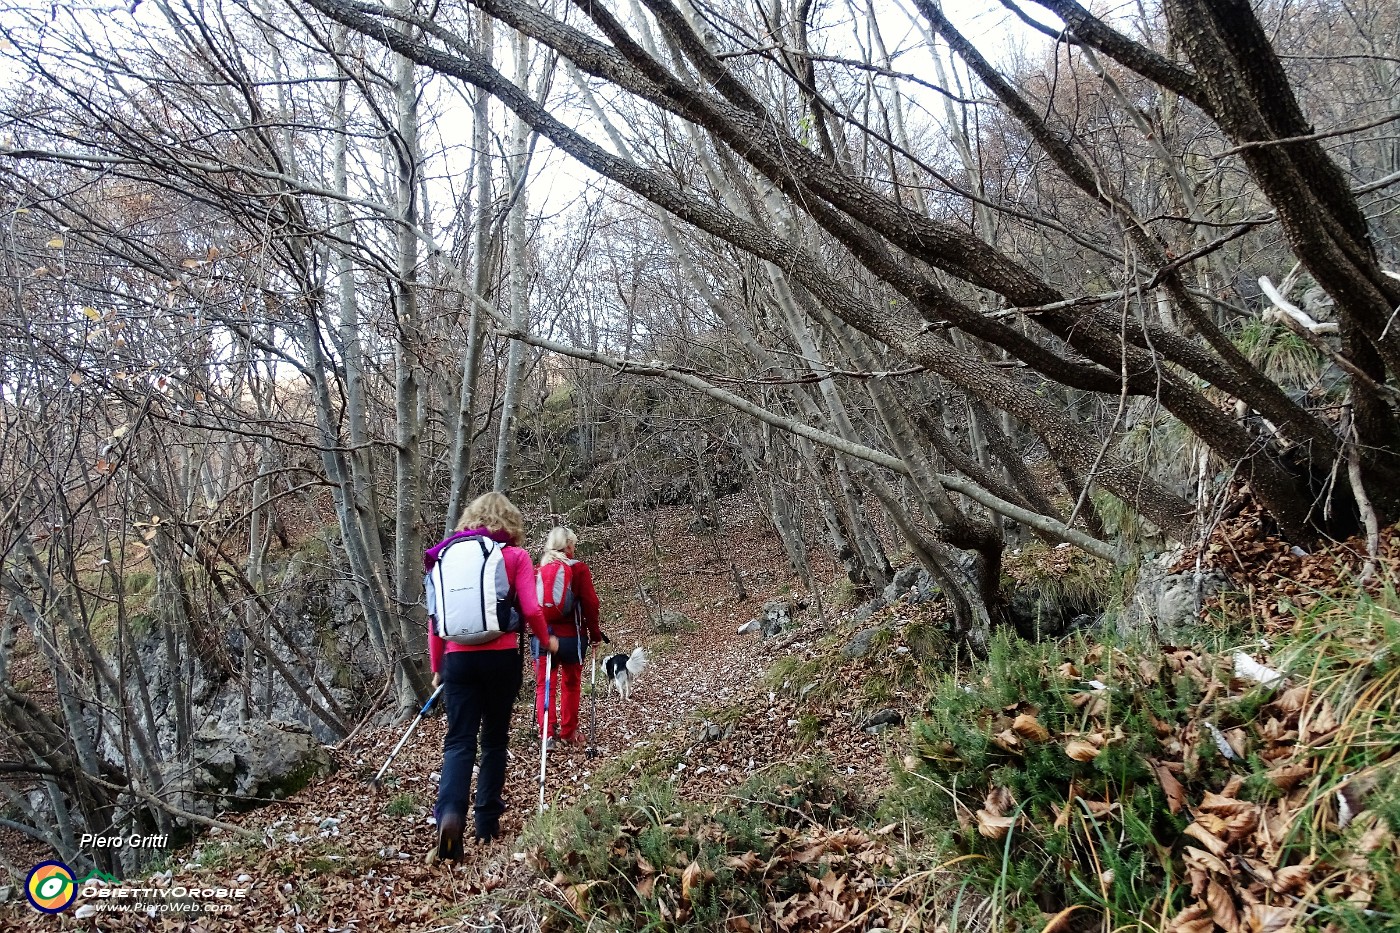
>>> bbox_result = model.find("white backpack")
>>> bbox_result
[430,535,518,645]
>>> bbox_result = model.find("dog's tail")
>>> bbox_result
[627,646,647,679]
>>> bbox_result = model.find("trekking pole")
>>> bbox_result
[587,644,598,758]
[370,684,443,788]
[538,650,553,813]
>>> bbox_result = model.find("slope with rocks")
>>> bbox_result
[7,504,1398,933]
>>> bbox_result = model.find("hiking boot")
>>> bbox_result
[473,821,499,843]
[544,736,557,751]
[436,811,464,862]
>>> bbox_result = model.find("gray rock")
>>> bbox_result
[736,618,761,636]
[881,565,922,603]
[566,497,611,527]
[0,885,11,904]
[1007,577,1103,639]
[758,599,793,638]
[652,608,696,634]
[687,515,716,534]
[1119,550,1231,640]
[842,627,883,659]
[911,569,941,604]
[862,708,902,730]
[179,720,334,813]
[849,597,886,625]
[695,720,733,743]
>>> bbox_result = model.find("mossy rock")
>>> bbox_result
[566,497,611,528]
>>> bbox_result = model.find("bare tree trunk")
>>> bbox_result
[446,10,497,527]
[391,13,430,704]
[493,28,532,493]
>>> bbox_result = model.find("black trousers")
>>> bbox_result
[436,647,522,837]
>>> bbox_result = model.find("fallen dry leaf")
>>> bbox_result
[1200,791,1254,816]
[1266,763,1312,791]
[725,851,763,874]
[1271,863,1311,894]
[976,810,1016,839]
[1065,739,1100,762]
[1184,821,1229,857]
[1183,845,1229,875]
[1039,905,1085,933]
[1168,903,1215,933]
[1012,713,1050,743]
[680,860,704,905]
[563,880,600,914]
[1151,758,1186,814]
[984,785,1015,816]
[1245,903,1294,932]
[1207,877,1239,932]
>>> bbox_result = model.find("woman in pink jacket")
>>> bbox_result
[533,526,606,747]
[425,492,557,857]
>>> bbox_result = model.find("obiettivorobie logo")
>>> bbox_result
[24,862,247,916]
[25,861,77,913]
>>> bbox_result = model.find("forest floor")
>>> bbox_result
[11,497,921,930]
[8,500,1400,933]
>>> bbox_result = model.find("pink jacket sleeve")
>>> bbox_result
[573,562,603,641]
[429,626,445,673]
[508,547,552,644]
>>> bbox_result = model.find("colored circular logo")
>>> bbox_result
[26,861,76,913]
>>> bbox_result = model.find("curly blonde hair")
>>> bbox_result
[455,492,525,546]
[540,527,578,565]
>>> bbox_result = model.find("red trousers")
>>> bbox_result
[535,658,582,740]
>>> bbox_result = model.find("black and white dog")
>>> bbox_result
[603,646,647,701]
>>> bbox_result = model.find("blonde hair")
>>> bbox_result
[455,492,525,546]
[540,527,578,565]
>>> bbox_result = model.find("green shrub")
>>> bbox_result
[519,763,886,931]
[897,582,1400,931]
[385,793,418,817]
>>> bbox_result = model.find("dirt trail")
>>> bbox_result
[10,500,825,929]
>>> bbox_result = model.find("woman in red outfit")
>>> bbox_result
[425,492,557,857]
[533,527,605,748]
